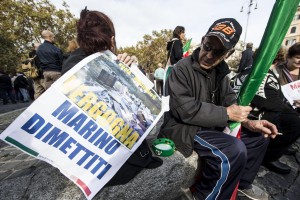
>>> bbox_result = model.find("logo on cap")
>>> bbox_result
[212,23,235,35]
[206,18,242,49]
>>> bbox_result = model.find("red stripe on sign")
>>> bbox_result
[76,178,91,196]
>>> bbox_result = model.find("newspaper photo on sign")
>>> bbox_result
[0,51,163,199]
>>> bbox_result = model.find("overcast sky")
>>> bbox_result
[50,0,276,48]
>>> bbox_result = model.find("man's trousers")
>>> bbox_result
[193,129,269,200]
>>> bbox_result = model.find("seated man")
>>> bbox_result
[232,48,300,174]
[159,18,278,200]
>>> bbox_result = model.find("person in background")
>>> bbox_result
[274,42,300,112]
[270,46,286,76]
[29,42,46,99]
[146,68,154,83]
[237,42,254,73]
[154,63,164,96]
[159,18,278,200]
[61,7,162,187]
[14,72,30,103]
[11,73,21,102]
[232,47,300,174]
[37,30,63,89]
[166,26,185,65]
[138,64,146,75]
[27,77,34,100]
[63,39,79,61]
[0,70,16,104]
[272,45,300,156]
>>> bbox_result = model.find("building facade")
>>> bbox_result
[282,6,300,48]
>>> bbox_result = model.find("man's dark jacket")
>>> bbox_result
[36,40,63,72]
[159,48,236,157]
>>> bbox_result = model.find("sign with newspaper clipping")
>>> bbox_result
[0,51,163,199]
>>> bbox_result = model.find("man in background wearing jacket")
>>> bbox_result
[159,18,278,200]
[37,30,63,90]
[237,42,254,73]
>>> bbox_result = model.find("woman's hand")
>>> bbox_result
[117,53,138,67]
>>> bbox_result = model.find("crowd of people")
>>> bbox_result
[0,29,79,105]
[0,70,32,104]
[1,7,300,200]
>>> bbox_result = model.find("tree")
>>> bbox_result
[0,35,19,73]
[0,0,77,73]
[118,29,173,72]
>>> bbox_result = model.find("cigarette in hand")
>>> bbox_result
[277,132,283,135]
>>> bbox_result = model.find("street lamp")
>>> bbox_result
[240,0,258,48]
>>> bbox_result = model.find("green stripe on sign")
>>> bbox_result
[5,137,39,157]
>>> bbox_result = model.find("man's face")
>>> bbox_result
[287,54,300,69]
[198,36,228,70]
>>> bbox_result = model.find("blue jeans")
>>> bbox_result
[19,88,30,101]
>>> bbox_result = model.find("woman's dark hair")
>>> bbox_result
[77,8,116,55]
[172,26,185,39]
[287,42,300,58]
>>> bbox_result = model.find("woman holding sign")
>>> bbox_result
[62,7,162,187]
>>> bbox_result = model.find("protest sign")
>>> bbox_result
[0,51,162,199]
[281,79,300,107]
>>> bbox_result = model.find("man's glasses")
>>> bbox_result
[202,43,227,57]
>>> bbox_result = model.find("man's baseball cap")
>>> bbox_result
[205,18,242,49]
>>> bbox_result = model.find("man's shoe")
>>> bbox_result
[284,147,297,155]
[238,184,269,200]
[263,160,291,174]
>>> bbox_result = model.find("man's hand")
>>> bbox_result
[242,119,279,139]
[117,53,138,66]
[226,104,252,122]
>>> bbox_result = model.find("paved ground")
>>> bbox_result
[0,100,32,114]
[0,103,299,199]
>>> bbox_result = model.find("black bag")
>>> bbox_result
[105,139,163,186]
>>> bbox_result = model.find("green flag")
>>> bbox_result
[229,0,300,131]
[183,38,192,57]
